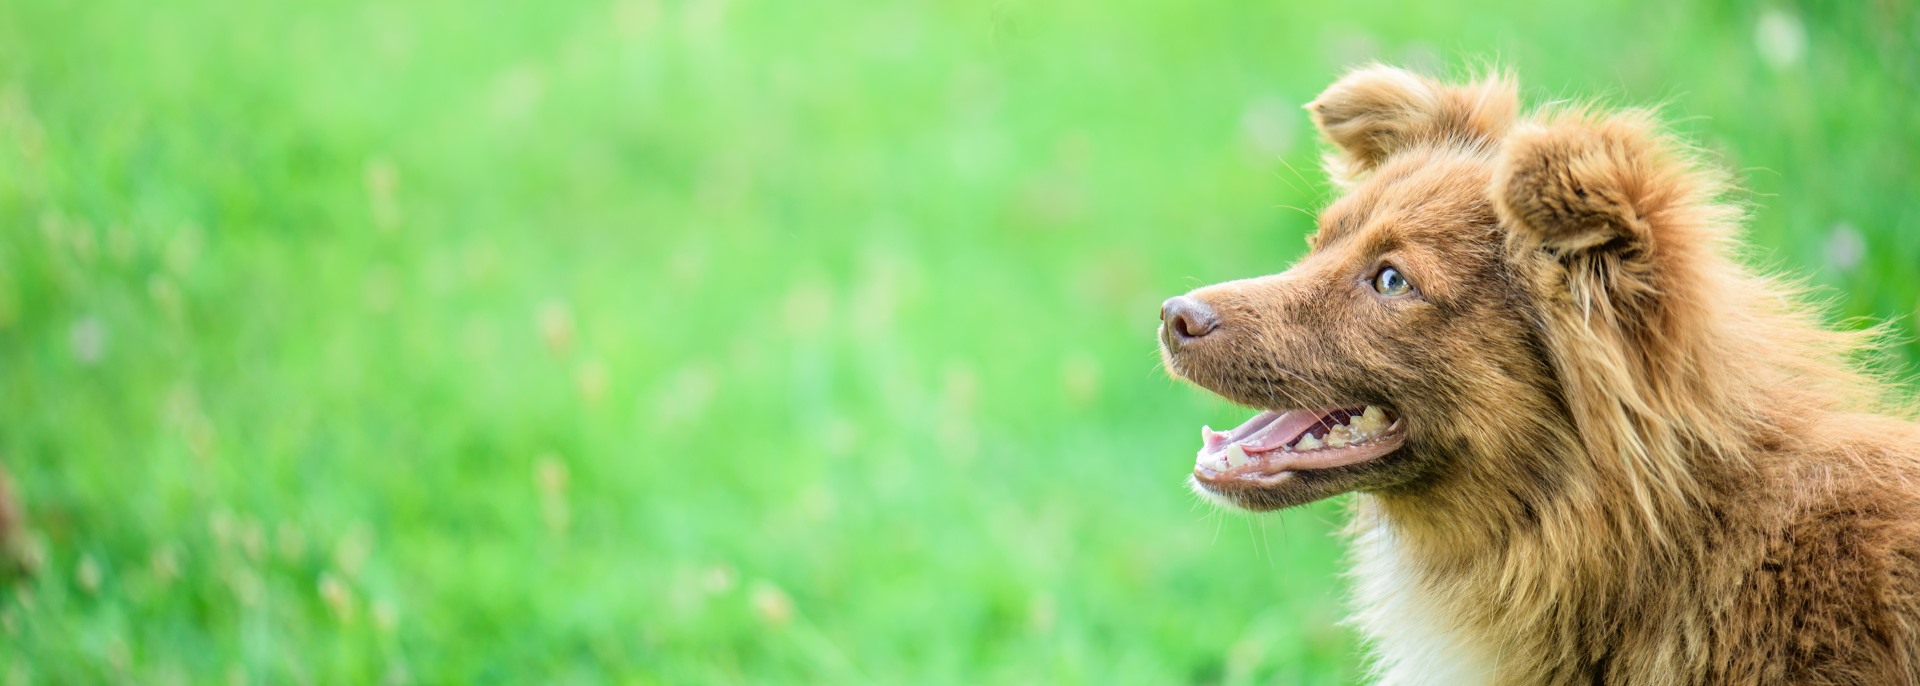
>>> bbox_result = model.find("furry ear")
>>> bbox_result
[1495,110,1732,317]
[1306,65,1518,182]
[1495,111,1687,256]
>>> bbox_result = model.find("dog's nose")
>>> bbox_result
[1161,296,1218,342]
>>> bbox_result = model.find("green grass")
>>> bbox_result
[1,0,1915,682]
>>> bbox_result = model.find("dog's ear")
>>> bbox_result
[1495,108,1736,305]
[1493,109,1742,301]
[1306,65,1517,184]
[1494,111,1717,258]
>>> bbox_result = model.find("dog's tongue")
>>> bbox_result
[1200,409,1328,458]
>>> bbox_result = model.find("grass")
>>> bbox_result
[0,0,1915,682]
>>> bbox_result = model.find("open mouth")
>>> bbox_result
[1192,405,1406,484]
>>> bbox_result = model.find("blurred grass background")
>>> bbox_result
[1,0,1915,682]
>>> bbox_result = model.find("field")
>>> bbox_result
[1,0,1916,682]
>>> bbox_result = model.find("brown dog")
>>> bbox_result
[1159,65,1920,684]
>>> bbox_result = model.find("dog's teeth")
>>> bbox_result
[1351,405,1382,432]
[1326,425,1352,448]
[1344,406,1387,438]
[1225,443,1250,468]
[1294,434,1322,450]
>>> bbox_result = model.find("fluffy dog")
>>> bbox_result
[1158,65,1920,684]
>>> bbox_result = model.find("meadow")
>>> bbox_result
[1,0,1915,682]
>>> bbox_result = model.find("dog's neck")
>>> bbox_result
[1357,407,1765,584]
[1340,401,1818,685]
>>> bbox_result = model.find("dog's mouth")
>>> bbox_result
[1192,405,1406,486]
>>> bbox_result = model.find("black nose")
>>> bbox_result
[1161,296,1218,342]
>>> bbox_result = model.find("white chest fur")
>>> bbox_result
[1346,522,1499,686]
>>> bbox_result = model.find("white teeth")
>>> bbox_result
[1294,434,1322,450]
[1346,405,1386,440]
[1326,425,1352,448]
[1201,425,1227,452]
[1225,443,1250,468]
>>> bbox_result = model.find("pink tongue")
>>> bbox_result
[1237,409,1329,453]
[1200,409,1331,460]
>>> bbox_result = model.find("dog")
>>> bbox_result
[1158,65,1920,684]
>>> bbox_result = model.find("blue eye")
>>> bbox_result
[1373,267,1412,296]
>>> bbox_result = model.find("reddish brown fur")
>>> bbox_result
[1159,65,1920,684]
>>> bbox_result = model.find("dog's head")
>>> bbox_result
[1163,66,1747,513]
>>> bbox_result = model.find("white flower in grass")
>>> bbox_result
[651,363,717,428]
[225,566,263,608]
[576,358,609,406]
[535,453,571,535]
[318,572,355,624]
[1321,29,1380,70]
[372,598,399,634]
[1824,223,1865,274]
[208,508,236,548]
[147,275,184,320]
[781,280,834,339]
[1028,592,1057,633]
[700,563,737,595]
[75,554,101,594]
[334,525,374,580]
[364,157,403,233]
[749,580,793,627]
[1756,9,1807,70]
[68,316,104,364]
[611,0,662,41]
[1240,96,1297,160]
[239,518,265,562]
[489,66,544,123]
[537,299,575,355]
[149,545,181,587]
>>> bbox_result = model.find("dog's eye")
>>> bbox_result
[1373,267,1413,296]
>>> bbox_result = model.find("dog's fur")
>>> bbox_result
[1160,66,1920,684]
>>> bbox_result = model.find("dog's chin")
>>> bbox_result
[1185,404,1417,512]
[1189,455,1413,511]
